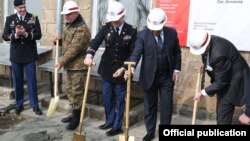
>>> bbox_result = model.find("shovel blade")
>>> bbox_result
[119,135,135,141]
[46,96,59,116]
[72,132,86,141]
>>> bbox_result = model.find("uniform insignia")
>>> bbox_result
[28,14,37,24]
[132,25,137,29]
[106,33,111,40]
[10,21,15,28]
[123,35,131,40]
[153,21,157,25]
[110,12,115,16]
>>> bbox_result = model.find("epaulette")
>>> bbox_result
[132,25,137,29]
[32,14,37,18]
[32,14,37,23]
[102,22,106,26]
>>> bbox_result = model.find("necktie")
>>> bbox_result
[116,27,120,36]
[20,16,23,21]
[157,35,163,48]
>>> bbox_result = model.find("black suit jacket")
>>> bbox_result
[87,22,137,83]
[2,12,42,63]
[129,27,182,90]
[204,35,250,106]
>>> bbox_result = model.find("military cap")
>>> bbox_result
[14,0,25,6]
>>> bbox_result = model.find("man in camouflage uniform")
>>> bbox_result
[84,1,137,136]
[54,1,91,130]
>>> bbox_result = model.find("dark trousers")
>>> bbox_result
[102,79,126,129]
[143,73,174,136]
[216,93,235,124]
[12,61,39,108]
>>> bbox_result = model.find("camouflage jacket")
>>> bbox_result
[60,15,91,70]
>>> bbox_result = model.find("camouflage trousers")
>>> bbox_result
[66,70,86,110]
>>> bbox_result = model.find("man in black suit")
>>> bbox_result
[84,1,137,136]
[2,0,42,115]
[125,8,182,141]
[189,29,250,124]
[239,77,250,125]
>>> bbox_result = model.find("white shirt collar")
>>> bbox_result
[17,13,26,20]
[116,22,124,35]
[155,30,164,42]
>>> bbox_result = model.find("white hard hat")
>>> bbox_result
[147,8,167,31]
[189,29,211,55]
[106,1,126,22]
[61,0,79,15]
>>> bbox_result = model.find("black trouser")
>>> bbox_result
[143,72,174,135]
[216,92,235,124]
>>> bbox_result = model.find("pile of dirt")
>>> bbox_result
[23,130,62,141]
[0,114,24,129]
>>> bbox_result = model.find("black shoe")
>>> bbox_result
[66,110,80,130]
[61,115,73,123]
[33,107,43,115]
[99,124,113,130]
[105,128,123,136]
[15,107,24,115]
[143,134,155,141]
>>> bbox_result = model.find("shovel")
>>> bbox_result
[73,63,95,141]
[119,61,135,141]
[47,39,60,117]
[191,70,201,125]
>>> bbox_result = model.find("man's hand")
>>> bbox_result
[239,113,250,125]
[193,91,203,103]
[124,67,134,81]
[172,71,179,82]
[55,62,62,70]
[84,56,93,66]
[113,67,126,78]
[15,25,26,36]
[52,35,60,43]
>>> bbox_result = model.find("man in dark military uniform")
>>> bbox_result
[2,0,42,115]
[84,1,137,136]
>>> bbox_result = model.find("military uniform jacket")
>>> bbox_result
[87,22,137,83]
[2,12,42,63]
[61,15,91,70]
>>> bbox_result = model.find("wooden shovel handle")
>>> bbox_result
[54,39,59,97]
[192,71,201,125]
[124,61,135,140]
[78,63,95,133]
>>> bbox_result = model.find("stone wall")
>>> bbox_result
[41,0,91,46]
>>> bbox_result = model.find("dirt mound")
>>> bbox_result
[23,130,62,141]
[0,114,24,129]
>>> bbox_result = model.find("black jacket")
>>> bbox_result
[129,27,182,90]
[87,22,137,83]
[204,35,250,106]
[2,12,42,63]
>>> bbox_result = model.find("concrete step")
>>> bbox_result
[40,93,144,127]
